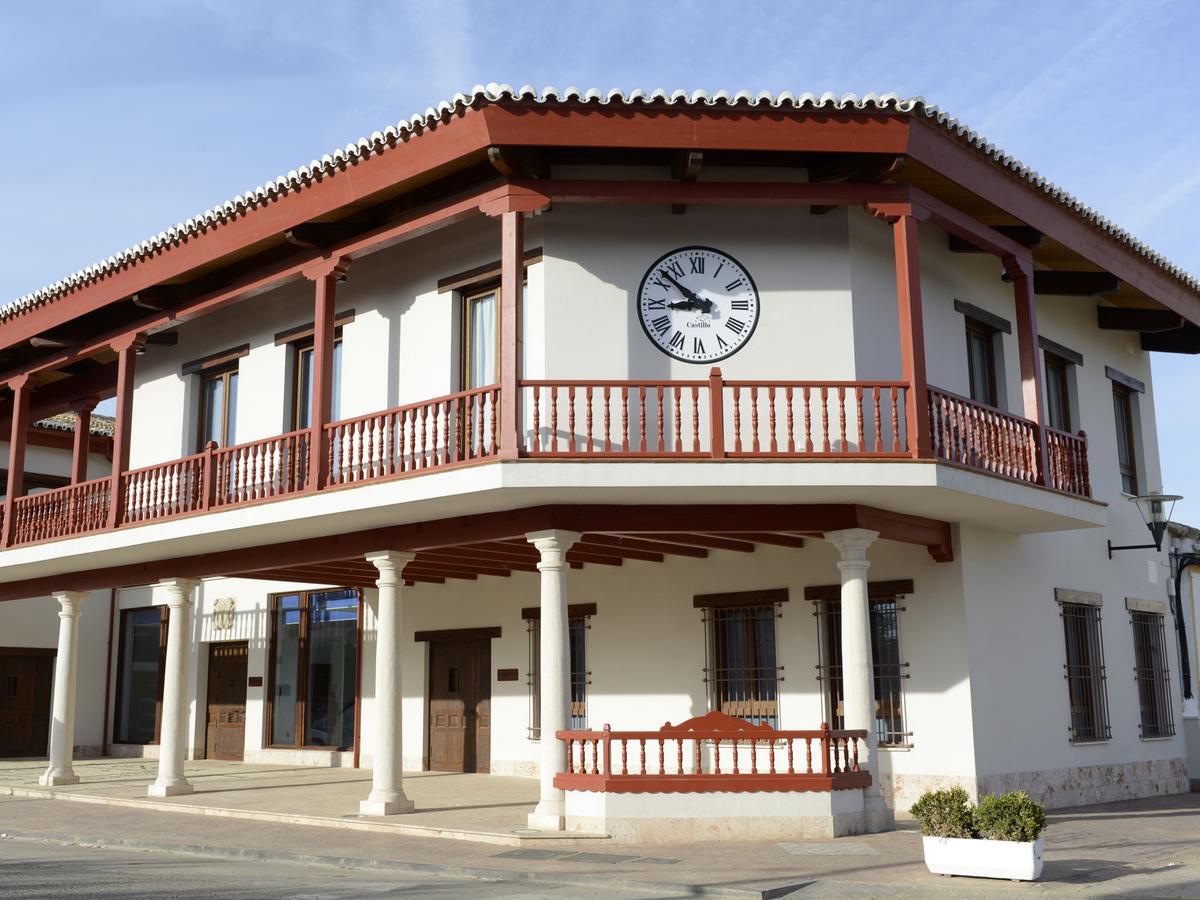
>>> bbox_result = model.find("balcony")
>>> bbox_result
[0,371,1092,551]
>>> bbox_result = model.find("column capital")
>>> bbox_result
[8,372,39,393]
[157,578,199,607]
[110,332,147,354]
[302,255,351,282]
[479,184,552,217]
[526,529,582,570]
[69,395,101,416]
[865,200,930,225]
[51,591,87,616]
[824,528,880,561]
[366,550,415,584]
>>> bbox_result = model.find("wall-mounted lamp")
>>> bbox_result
[1107,491,1182,558]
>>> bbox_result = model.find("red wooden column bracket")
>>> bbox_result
[869,202,933,459]
[106,333,146,529]
[68,395,100,485]
[1006,255,1049,484]
[302,256,351,491]
[2,373,38,546]
[481,185,552,460]
[708,367,726,458]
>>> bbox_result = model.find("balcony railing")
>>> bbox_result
[0,374,1091,549]
[554,711,870,793]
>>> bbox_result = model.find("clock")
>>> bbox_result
[637,246,760,363]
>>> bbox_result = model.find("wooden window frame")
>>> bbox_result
[264,588,363,752]
[1059,599,1112,744]
[695,590,786,727]
[523,604,594,740]
[1111,383,1139,495]
[461,285,502,393]
[964,317,1000,408]
[110,605,168,746]
[808,580,913,748]
[290,335,344,432]
[197,362,239,451]
[1043,351,1074,433]
[1129,606,1174,739]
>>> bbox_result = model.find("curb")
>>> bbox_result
[0,828,809,899]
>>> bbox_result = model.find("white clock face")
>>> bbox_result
[637,246,760,363]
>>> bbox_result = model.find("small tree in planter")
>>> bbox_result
[910,788,1046,882]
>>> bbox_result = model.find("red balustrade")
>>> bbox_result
[927,386,1041,484]
[1046,427,1091,497]
[555,710,869,794]
[10,477,112,545]
[122,453,206,524]
[212,431,309,507]
[325,385,500,485]
[725,381,909,457]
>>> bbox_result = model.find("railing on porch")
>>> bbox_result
[325,384,499,484]
[2,375,1091,549]
[522,374,910,458]
[554,711,870,793]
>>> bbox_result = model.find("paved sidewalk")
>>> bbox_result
[1,792,1198,897]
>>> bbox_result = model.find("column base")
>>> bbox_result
[148,782,194,797]
[38,769,79,787]
[527,805,565,832]
[359,794,415,816]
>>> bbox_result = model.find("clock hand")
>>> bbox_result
[663,272,714,313]
[667,299,699,310]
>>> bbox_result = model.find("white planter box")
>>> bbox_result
[922,835,1044,881]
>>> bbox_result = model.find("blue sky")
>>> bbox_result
[3,1,1198,519]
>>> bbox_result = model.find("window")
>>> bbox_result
[268,588,360,750]
[1059,598,1111,743]
[696,591,785,727]
[1130,607,1174,738]
[1112,384,1139,494]
[199,365,239,449]
[813,587,910,747]
[112,607,167,744]
[965,320,999,407]
[463,288,499,390]
[292,338,344,430]
[1044,353,1073,432]
[524,604,592,739]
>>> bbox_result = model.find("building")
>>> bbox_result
[0,86,1197,841]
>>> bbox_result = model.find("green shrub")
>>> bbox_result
[909,787,977,839]
[973,791,1046,842]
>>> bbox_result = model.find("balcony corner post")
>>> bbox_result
[302,256,351,492]
[200,441,217,510]
[106,333,145,530]
[68,396,99,486]
[1007,256,1049,484]
[708,367,726,458]
[2,372,37,547]
[498,209,524,460]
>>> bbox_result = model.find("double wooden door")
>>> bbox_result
[205,641,248,761]
[428,639,491,773]
[0,650,53,757]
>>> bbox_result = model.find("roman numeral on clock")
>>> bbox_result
[646,298,666,309]
[725,279,742,292]
[651,315,670,336]
[665,260,685,279]
[730,298,750,310]
[693,337,705,355]
[689,256,704,274]
[669,331,685,350]
[725,317,746,335]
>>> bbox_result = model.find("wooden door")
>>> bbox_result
[0,650,53,757]
[205,641,248,761]
[428,639,491,773]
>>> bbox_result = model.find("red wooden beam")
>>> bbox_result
[582,534,708,558]
[712,532,807,549]
[635,532,756,553]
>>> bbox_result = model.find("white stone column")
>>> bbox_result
[824,528,893,832]
[149,578,199,797]
[525,529,581,831]
[360,550,415,815]
[39,591,87,786]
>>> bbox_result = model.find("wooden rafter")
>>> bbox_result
[712,532,807,549]
[584,534,708,558]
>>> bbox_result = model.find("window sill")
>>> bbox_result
[878,743,913,752]
[1139,734,1177,742]
[1067,739,1111,747]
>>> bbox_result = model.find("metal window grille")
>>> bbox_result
[1060,601,1111,743]
[1130,610,1174,738]
[527,616,590,740]
[814,597,911,746]
[701,604,781,727]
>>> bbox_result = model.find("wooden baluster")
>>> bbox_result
[621,738,629,775]
[639,738,646,775]
[872,386,882,453]
[820,723,832,775]
[732,387,742,453]
[676,737,683,775]
[821,387,831,453]
[585,386,594,452]
[489,390,498,456]
[568,386,577,453]
[673,385,682,452]
[658,738,665,774]
[768,386,778,453]
[550,387,559,454]
[713,738,720,775]
[531,385,541,453]
[786,386,796,453]
[750,386,760,453]
[851,736,860,773]
[855,386,865,454]
[769,739,776,775]
[891,387,901,453]
[731,738,739,775]
[655,386,665,453]
[477,394,486,459]
[750,737,758,775]
[803,386,814,453]
[592,739,601,776]
[638,387,647,453]
[602,385,612,452]
[694,737,702,775]
[838,385,848,452]
[691,385,701,452]
[458,400,468,465]
[621,386,630,453]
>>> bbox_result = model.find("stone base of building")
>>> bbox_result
[563,788,867,842]
[244,748,354,767]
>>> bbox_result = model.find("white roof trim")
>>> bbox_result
[4,84,1198,322]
